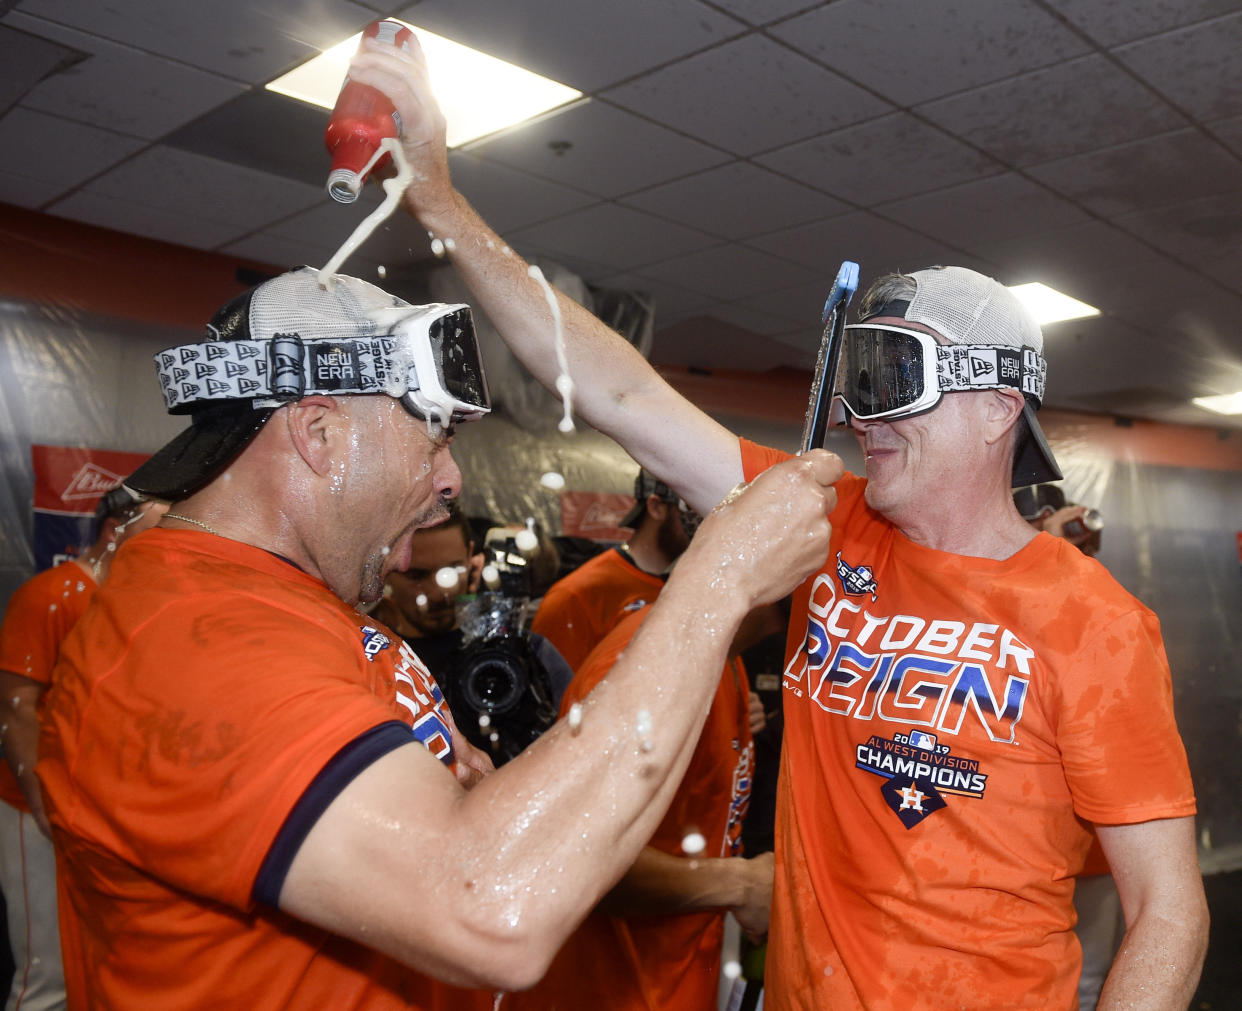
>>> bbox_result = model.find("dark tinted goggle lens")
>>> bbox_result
[429,307,491,415]
[842,328,927,417]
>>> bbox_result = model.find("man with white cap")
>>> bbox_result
[351,32,1209,1009]
[34,267,838,1008]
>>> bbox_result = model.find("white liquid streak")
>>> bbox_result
[319,137,414,288]
[527,265,575,433]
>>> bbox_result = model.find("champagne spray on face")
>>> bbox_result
[324,20,413,203]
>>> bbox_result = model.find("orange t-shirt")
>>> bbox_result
[531,547,666,671]
[507,606,754,1011]
[740,440,1195,1011]
[0,560,96,811]
[37,529,491,1010]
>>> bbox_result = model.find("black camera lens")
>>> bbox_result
[461,651,528,716]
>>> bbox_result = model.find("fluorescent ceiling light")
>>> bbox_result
[267,23,582,148]
[1006,282,1100,325]
[1192,392,1242,415]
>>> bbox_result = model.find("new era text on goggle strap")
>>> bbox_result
[935,344,1046,404]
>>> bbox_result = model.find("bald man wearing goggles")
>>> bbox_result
[34,267,837,1008]
[356,32,1209,1011]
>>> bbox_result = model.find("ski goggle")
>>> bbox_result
[155,302,490,435]
[830,323,1047,424]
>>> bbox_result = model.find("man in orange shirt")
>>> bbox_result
[371,33,1209,1009]
[0,486,165,1011]
[510,602,769,1011]
[35,267,837,1009]
[532,468,695,672]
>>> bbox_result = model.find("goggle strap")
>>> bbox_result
[936,344,1046,405]
[154,335,408,412]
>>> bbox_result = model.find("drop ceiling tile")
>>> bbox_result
[603,34,892,157]
[620,161,847,240]
[706,300,812,338]
[635,243,821,301]
[708,0,824,25]
[756,113,1003,206]
[974,220,1161,289]
[771,0,1091,106]
[395,0,746,91]
[466,101,731,198]
[5,12,247,138]
[650,315,808,371]
[221,232,335,275]
[9,0,378,83]
[447,151,600,233]
[1044,0,1242,46]
[258,189,433,266]
[510,204,719,274]
[0,167,64,209]
[747,210,950,281]
[0,22,83,116]
[740,277,848,328]
[593,271,717,319]
[164,90,332,190]
[0,107,146,205]
[1114,11,1242,123]
[1111,191,1242,266]
[1211,114,1242,157]
[52,146,324,246]
[878,173,1090,252]
[917,55,1185,166]
[1028,128,1242,217]
[47,190,248,251]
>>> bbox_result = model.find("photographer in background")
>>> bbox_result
[371,506,570,764]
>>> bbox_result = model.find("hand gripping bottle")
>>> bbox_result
[324,20,414,203]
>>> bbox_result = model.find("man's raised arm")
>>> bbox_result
[345,36,745,515]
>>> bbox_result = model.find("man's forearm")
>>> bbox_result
[601,846,761,917]
[1097,905,1208,1010]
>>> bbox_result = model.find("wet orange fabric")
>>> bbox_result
[509,606,754,1011]
[531,547,666,672]
[37,529,490,1010]
[0,561,96,812]
[740,440,1194,1010]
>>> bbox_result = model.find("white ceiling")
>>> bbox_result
[3,0,1242,428]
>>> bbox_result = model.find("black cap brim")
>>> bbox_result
[1012,402,1062,488]
[126,403,277,501]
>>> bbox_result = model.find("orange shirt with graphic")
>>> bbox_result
[0,561,96,812]
[37,530,491,1011]
[740,440,1195,1011]
[531,548,665,672]
[508,605,754,1011]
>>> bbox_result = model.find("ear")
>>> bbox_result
[285,396,343,477]
[465,548,486,594]
[983,390,1026,447]
[646,494,670,522]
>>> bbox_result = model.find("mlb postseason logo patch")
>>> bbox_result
[360,625,391,662]
[836,552,878,601]
[856,728,990,829]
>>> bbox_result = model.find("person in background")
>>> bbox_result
[531,468,694,673]
[0,485,166,1011]
[1015,482,1119,1011]
[507,598,771,1011]
[364,33,1208,1007]
[370,505,572,761]
[34,267,836,1008]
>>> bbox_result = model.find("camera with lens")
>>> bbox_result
[441,531,559,766]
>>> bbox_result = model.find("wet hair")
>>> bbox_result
[856,271,917,321]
